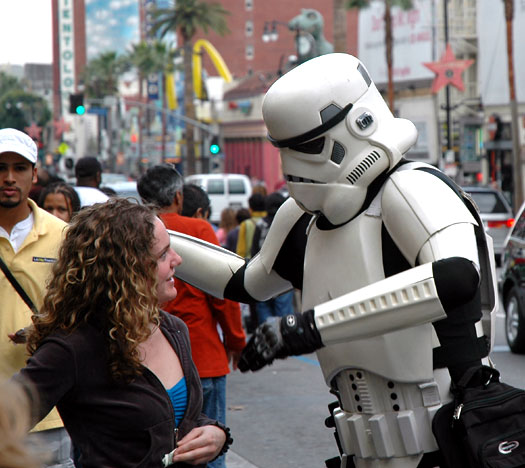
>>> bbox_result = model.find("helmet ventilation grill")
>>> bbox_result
[330,141,345,164]
[346,150,381,184]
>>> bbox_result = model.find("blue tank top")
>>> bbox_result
[166,377,187,426]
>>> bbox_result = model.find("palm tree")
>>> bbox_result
[503,0,523,209]
[333,0,347,53]
[0,71,23,97]
[151,0,229,175]
[346,0,413,111]
[0,89,51,133]
[81,51,128,170]
[127,40,178,162]
[0,72,51,137]
[82,51,128,100]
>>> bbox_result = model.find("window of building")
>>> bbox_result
[245,0,253,11]
[246,44,254,60]
[245,20,253,37]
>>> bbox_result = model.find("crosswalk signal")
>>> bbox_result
[69,93,85,115]
[209,135,221,155]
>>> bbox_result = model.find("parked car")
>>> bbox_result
[185,173,252,224]
[500,201,525,353]
[101,172,129,184]
[462,186,514,265]
[102,181,141,203]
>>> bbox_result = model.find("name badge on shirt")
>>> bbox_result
[32,257,56,263]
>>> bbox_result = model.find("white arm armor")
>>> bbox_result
[314,165,482,346]
[168,230,245,298]
[314,262,446,345]
[381,164,479,267]
[168,198,303,300]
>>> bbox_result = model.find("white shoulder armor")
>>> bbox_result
[257,198,305,273]
[381,168,478,266]
[168,230,245,298]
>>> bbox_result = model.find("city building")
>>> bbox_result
[38,0,525,197]
[191,1,358,189]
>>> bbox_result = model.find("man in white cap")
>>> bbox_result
[0,128,74,467]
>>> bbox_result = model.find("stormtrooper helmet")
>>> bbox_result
[262,53,417,225]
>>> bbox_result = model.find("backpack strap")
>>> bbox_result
[368,160,496,374]
[0,255,38,314]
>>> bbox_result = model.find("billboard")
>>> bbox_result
[59,0,76,117]
[358,0,435,85]
[478,0,525,105]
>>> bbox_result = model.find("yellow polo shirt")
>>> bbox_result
[0,199,67,431]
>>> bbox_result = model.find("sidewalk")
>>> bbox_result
[226,450,258,468]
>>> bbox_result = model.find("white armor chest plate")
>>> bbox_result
[303,213,384,309]
[303,212,435,385]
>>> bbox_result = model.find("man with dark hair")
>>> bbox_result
[75,156,102,188]
[182,184,211,220]
[0,128,74,467]
[137,164,245,468]
[74,156,108,207]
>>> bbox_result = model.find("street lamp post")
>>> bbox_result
[262,20,288,43]
[262,20,315,66]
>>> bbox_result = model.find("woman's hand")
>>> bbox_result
[171,425,226,465]
[8,328,27,344]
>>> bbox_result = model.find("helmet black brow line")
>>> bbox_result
[267,102,353,149]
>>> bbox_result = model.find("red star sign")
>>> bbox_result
[423,44,474,94]
[53,118,71,138]
[24,122,42,140]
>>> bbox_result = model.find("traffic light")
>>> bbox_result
[209,135,221,155]
[69,93,85,115]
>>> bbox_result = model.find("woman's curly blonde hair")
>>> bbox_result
[27,198,161,382]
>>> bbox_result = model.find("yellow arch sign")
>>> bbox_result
[193,39,232,99]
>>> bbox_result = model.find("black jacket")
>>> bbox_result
[17,311,216,468]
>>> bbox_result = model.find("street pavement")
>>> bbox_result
[223,289,525,468]
[226,451,258,468]
[224,354,337,468]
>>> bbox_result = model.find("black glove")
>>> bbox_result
[238,310,323,372]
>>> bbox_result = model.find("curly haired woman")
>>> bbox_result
[15,199,230,467]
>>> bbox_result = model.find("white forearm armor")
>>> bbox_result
[168,198,300,301]
[314,262,446,345]
[168,230,245,299]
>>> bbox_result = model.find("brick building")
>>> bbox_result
[195,1,359,191]
[196,0,358,78]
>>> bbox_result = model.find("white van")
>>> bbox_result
[184,173,252,224]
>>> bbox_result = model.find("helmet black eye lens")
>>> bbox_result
[289,137,325,154]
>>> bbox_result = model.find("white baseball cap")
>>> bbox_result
[0,128,38,164]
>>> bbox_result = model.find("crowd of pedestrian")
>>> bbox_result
[0,130,240,467]
[0,126,297,467]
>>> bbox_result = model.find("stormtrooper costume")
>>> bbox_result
[169,54,497,467]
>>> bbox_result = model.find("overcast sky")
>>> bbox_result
[0,0,53,65]
[0,0,142,66]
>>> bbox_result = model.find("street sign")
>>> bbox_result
[57,142,69,155]
[87,107,108,116]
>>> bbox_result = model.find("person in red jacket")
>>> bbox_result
[138,164,246,468]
